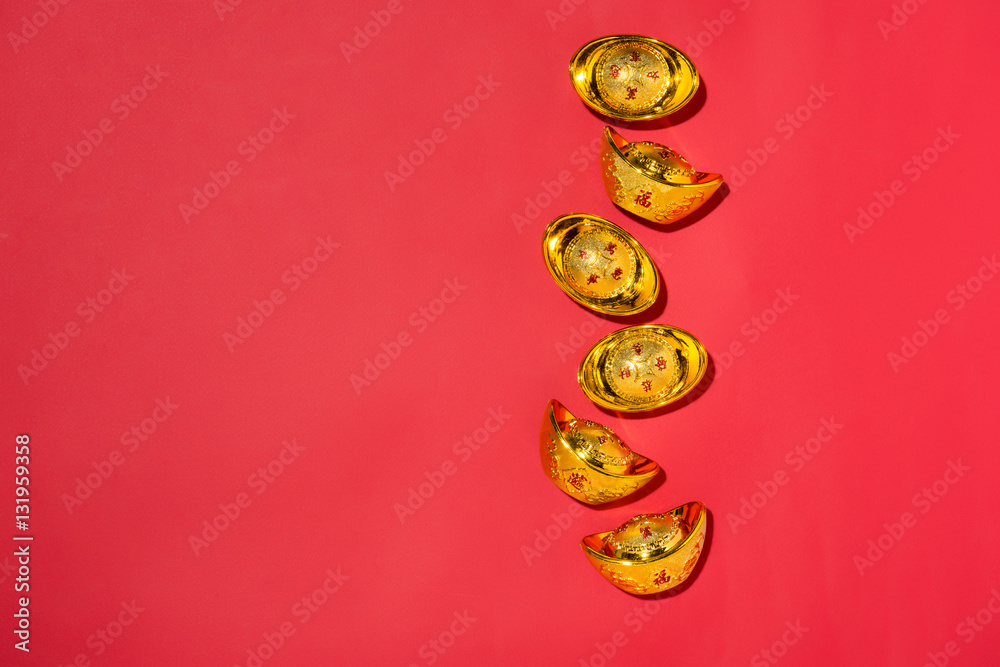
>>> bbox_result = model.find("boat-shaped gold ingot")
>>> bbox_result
[578,324,707,412]
[601,127,723,224]
[540,399,659,505]
[581,501,707,594]
[569,35,699,121]
[542,213,660,316]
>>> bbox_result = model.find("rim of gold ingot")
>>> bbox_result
[602,127,724,224]
[581,501,707,594]
[578,324,707,412]
[540,399,659,505]
[569,35,700,121]
[542,213,660,316]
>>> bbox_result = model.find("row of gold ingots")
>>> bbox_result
[539,35,723,595]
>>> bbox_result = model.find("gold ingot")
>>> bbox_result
[601,127,723,224]
[540,399,659,505]
[569,35,699,121]
[542,213,660,316]
[578,324,707,412]
[581,501,707,594]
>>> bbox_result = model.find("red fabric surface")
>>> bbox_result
[2,1,999,665]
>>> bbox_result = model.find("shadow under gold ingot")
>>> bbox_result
[569,35,699,121]
[581,501,707,594]
[542,213,660,316]
[540,399,659,505]
[601,127,723,224]
[578,324,707,412]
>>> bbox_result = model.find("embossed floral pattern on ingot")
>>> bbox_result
[539,400,658,505]
[582,502,708,594]
[543,214,660,316]
[570,35,700,121]
[578,324,707,412]
[601,127,723,224]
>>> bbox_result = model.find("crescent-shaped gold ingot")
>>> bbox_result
[581,501,707,594]
[542,213,660,316]
[569,35,699,121]
[578,324,707,412]
[539,399,660,505]
[601,127,723,224]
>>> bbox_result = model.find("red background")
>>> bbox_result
[2,1,1000,665]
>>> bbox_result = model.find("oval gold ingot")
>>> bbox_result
[539,399,659,505]
[602,127,723,224]
[569,35,700,121]
[578,324,707,412]
[542,213,660,316]
[581,501,707,594]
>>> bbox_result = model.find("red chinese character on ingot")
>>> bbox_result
[630,51,640,63]
[579,249,590,259]
[598,435,608,444]
[642,380,653,392]
[605,242,617,255]
[640,526,652,539]
[626,86,638,100]
[610,64,621,79]
[655,356,667,370]
[568,473,586,490]
[612,267,623,281]
[619,367,631,379]
[635,190,652,208]
[632,343,643,355]
[653,571,671,586]
[587,274,599,284]
[646,71,659,80]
